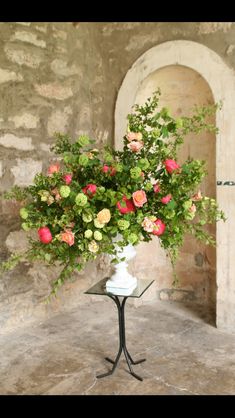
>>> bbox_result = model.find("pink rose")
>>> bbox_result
[48,163,60,176]
[38,227,53,244]
[63,173,72,185]
[82,183,97,197]
[126,132,143,142]
[152,219,166,236]
[132,190,147,208]
[102,165,110,173]
[161,194,172,204]
[192,190,202,201]
[117,196,136,214]
[153,184,161,193]
[142,217,155,232]
[164,159,180,174]
[127,141,144,153]
[60,229,75,246]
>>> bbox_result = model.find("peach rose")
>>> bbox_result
[189,203,197,213]
[60,229,75,246]
[97,208,111,224]
[48,163,60,176]
[127,141,144,153]
[132,190,147,208]
[126,132,143,142]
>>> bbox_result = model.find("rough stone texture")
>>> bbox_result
[0,161,3,177]
[0,133,34,150]
[0,300,234,395]
[0,68,23,83]
[11,31,46,48]
[10,159,42,186]
[1,22,235,334]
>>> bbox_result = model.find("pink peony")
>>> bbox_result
[132,190,147,208]
[102,165,110,173]
[63,173,73,185]
[48,163,60,176]
[60,229,75,246]
[142,217,155,233]
[127,141,144,153]
[161,194,172,204]
[152,219,166,236]
[38,227,53,244]
[153,184,161,193]
[192,190,202,201]
[189,203,197,213]
[82,183,97,197]
[126,132,143,142]
[164,159,180,174]
[117,196,136,214]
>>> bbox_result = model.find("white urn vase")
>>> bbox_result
[106,234,137,295]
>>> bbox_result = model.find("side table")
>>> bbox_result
[85,277,154,381]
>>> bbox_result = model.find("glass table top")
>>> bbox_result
[85,277,154,298]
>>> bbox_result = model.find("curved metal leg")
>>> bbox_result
[97,294,145,381]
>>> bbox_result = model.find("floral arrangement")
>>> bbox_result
[2,90,225,298]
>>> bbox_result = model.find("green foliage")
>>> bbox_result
[1,90,225,298]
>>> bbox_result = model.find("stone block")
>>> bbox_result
[0,133,34,150]
[34,82,73,100]
[10,159,42,186]
[9,113,39,129]
[50,59,79,77]
[11,31,46,48]
[4,45,44,68]
[47,106,72,136]
[0,68,23,84]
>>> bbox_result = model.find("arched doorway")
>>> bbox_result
[115,41,235,332]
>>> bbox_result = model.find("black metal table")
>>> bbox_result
[85,277,154,381]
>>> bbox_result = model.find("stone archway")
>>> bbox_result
[115,40,235,333]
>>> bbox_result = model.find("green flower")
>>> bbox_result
[128,233,138,244]
[94,230,103,241]
[183,200,192,211]
[38,190,50,202]
[84,229,93,239]
[138,158,150,170]
[75,193,88,206]
[117,219,130,231]
[104,151,113,163]
[144,182,153,192]
[60,185,71,198]
[97,186,105,194]
[77,135,90,147]
[79,154,89,166]
[130,167,142,179]
[115,163,123,173]
[20,208,28,219]
[94,218,105,228]
[21,222,30,231]
[82,213,93,223]
[176,118,183,128]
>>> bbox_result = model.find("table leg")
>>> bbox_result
[96,295,146,381]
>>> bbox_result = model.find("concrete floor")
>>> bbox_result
[0,298,235,395]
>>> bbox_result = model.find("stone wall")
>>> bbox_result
[1,22,235,333]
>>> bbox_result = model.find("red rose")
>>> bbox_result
[82,183,97,197]
[110,167,117,176]
[117,196,135,214]
[153,184,161,193]
[161,194,172,204]
[152,219,166,236]
[102,165,110,173]
[38,227,53,244]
